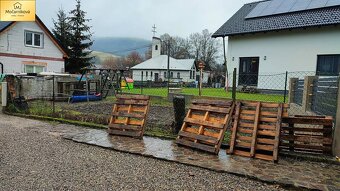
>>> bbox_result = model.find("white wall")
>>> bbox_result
[132,69,196,83]
[0,21,65,73]
[227,26,340,89]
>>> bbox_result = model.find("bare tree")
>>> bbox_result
[102,57,126,70]
[160,34,191,59]
[189,29,220,71]
[125,51,143,67]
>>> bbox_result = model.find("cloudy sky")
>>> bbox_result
[37,0,254,40]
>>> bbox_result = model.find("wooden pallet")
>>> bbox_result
[281,115,333,155]
[107,94,150,138]
[176,99,235,154]
[228,101,288,162]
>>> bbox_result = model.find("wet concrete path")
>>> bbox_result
[61,128,340,191]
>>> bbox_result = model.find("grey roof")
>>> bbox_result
[0,21,14,32]
[131,55,195,71]
[212,0,340,37]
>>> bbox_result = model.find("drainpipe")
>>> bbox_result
[0,62,3,74]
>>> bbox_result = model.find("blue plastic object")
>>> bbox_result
[71,93,102,103]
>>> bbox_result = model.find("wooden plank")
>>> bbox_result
[236,141,251,148]
[281,135,333,145]
[112,112,145,118]
[273,103,283,162]
[250,102,260,157]
[280,143,332,152]
[281,127,326,133]
[257,138,275,145]
[237,135,252,142]
[260,111,277,117]
[282,117,333,126]
[190,104,230,114]
[257,130,276,136]
[184,127,198,134]
[237,127,253,134]
[259,124,276,130]
[178,131,218,145]
[256,144,274,151]
[203,131,220,138]
[116,99,149,106]
[254,154,273,161]
[191,99,233,107]
[239,122,254,128]
[229,102,241,154]
[185,117,224,129]
[259,117,278,123]
[233,150,251,157]
[116,94,150,100]
[239,115,255,121]
[108,124,142,131]
[241,110,256,115]
[107,129,142,138]
[176,139,216,154]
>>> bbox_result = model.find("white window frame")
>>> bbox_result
[24,65,46,73]
[25,30,44,48]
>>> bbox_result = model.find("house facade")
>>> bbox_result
[0,16,67,74]
[131,37,209,83]
[213,0,340,89]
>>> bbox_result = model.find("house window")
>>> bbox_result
[177,72,180,79]
[25,31,43,47]
[170,72,173,78]
[193,71,195,79]
[141,71,143,78]
[190,71,192,79]
[164,71,167,78]
[146,71,148,77]
[25,65,45,73]
[317,55,340,76]
[155,45,158,51]
[151,71,153,77]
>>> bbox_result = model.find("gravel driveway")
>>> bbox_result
[0,113,288,190]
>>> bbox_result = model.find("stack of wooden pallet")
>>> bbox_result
[176,99,235,154]
[228,101,288,162]
[107,94,150,139]
[281,115,333,155]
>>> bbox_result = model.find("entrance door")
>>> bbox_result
[154,73,159,82]
[239,57,259,86]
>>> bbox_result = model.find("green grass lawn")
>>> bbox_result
[122,87,285,102]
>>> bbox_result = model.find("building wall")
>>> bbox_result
[227,26,340,89]
[132,69,196,83]
[0,21,65,73]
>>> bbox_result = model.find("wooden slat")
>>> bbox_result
[229,102,241,154]
[190,105,230,114]
[259,117,278,122]
[237,127,253,134]
[257,138,275,145]
[250,102,260,157]
[281,135,333,145]
[112,112,145,118]
[239,115,255,121]
[184,117,224,129]
[116,94,149,100]
[282,117,333,126]
[257,130,276,136]
[256,144,274,151]
[108,124,142,131]
[191,99,233,107]
[107,129,142,138]
[254,154,273,161]
[178,131,218,145]
[116,99,148,106]
[258,124,276,130]
[237,135,252,142]
[233,150,251,157]
[176,139,216,153]
[272,103,283,162]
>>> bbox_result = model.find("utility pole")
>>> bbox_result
[167,39,170,96]
[198,61,205,96]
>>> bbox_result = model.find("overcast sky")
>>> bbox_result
[37,0,254,40]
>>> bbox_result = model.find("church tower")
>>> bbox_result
[152,37,161,58]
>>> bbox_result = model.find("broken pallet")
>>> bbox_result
[107,94,150,139]
[176,99,235,154]
[228,101,288,162]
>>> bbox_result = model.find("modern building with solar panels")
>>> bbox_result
[213,0,340,90]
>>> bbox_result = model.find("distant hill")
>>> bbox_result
[91,37,151,57]
[90,51,119,68]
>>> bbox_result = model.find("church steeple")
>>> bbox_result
[152,37,161,58]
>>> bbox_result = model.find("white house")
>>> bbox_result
[0,16,68,74]
[212,0,340,89]
[131,37,209,83]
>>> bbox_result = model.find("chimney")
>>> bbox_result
[152,37,161,58]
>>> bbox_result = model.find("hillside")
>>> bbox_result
[91,37,151,57]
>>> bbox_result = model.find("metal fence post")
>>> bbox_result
[283,71,288,103]
[232,68,237,101]
[141,72,143,95]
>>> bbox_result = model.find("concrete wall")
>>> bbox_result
[0,21,65,73]
[227,25,340,89]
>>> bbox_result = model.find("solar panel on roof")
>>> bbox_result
[246,0,340,19]
[274,0,296,14]
[308,0,328,9]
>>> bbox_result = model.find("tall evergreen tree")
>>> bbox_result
[67,0,93,73]
[52,8,71,70]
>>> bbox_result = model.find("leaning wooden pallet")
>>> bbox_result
[228,101,288,162]
[176,99,235,154]
[107,94,150,139]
